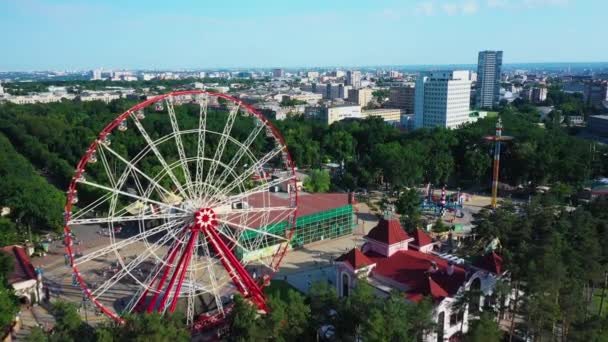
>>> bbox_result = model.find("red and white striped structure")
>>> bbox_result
[483,118,513,208]
[63,91,298,330]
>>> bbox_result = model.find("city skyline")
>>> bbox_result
[1,0,607,71]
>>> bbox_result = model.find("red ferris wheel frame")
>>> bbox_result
[63,90,299,330]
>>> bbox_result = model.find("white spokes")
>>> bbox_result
[73,219,185,267]
[68,92,297,327]
[195,95,209,198]
[166,97,195,198]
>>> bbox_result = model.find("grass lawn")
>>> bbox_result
[486,111,499,118]
[591,290,608,317]
[264,279,300,300]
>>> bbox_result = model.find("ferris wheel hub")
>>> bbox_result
[194,207,217,230]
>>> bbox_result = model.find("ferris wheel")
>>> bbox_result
[63,91,298,329]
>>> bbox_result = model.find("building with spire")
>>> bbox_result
[335,216,507,342]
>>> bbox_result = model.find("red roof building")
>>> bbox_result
[0,245,36,284]
[334,218,507,342]
[475,252,504,275]
[366,217,411,245]
[335,248,374,270]
[0,245,44,304]
[410,228,435,253]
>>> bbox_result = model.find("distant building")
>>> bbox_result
[388,85,415,113]
[346,70,362,89]
[91,69,102,81]
[584,81,608,108]
[78,92,121,103]
[588,115,608,136]
[305,104,362,125]
[282,92,323,103]
[331,70,346,78]
[339,84,352,100]
[306,71,319,79]
[347,88,373,107]
[389,70,402,78]
[272,68,285,78]
[362,108,403,123]
[319,83,351,100]
[521,86,548,103]
[414,70,472,129]
[0,80,4,95]
[476,50,503,108]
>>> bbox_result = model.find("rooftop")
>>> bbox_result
[366,249,466,297]
[366,217,411,245]
[336,248,374,270]
[412,228,434,248]
[0,245,37,285]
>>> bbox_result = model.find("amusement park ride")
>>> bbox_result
[483,118,513,209]
[420,184,464,217]
[62,91,298,331]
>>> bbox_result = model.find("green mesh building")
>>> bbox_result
[238,193,356,261]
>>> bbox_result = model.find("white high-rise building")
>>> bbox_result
[346,70,362,89]
[91,69,103,80]
[0,81,4,95]
[414,70,472,129]
[476,50,503,108]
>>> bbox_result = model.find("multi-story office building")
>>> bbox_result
[306,71,320,79]
[272,68,285,78]
[588,115,608,136]
[521,86,548,103]
[361,108,404,123]
[346,70,362,89]
[388,85,415,113]
[348,88,374,107]
[476,50,503,108]
[584,81,608,108]
[305,104,362,125]
[91,69,102,81]
[414,70,472,129]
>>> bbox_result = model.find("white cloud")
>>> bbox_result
[462,1,480,14]
[416,1,435,15]
[439,1,479,15]
[487,0,510,8]
[486,0,570,9]
[522,0,569,8]
[441,3,460,15]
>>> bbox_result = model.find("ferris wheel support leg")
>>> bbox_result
[146,234,186,313]
[202,226,267,311]
[157,229,199,313]
[169,230,199,313]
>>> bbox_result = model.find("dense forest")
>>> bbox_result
[274,103,607,191]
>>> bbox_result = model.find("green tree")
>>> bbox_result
[264,290,311,341]
[395,188,422,231]
[303,169,331,192]
[309,281,339,329]
[432,219,449,233]
[465,313,502,342]
[229,295,265,341]
[335,282,376,340]
[110,312,190,342]
[26,326,48,342]
[0,284,18,332]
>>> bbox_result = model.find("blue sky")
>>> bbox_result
[0,0,605,70]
